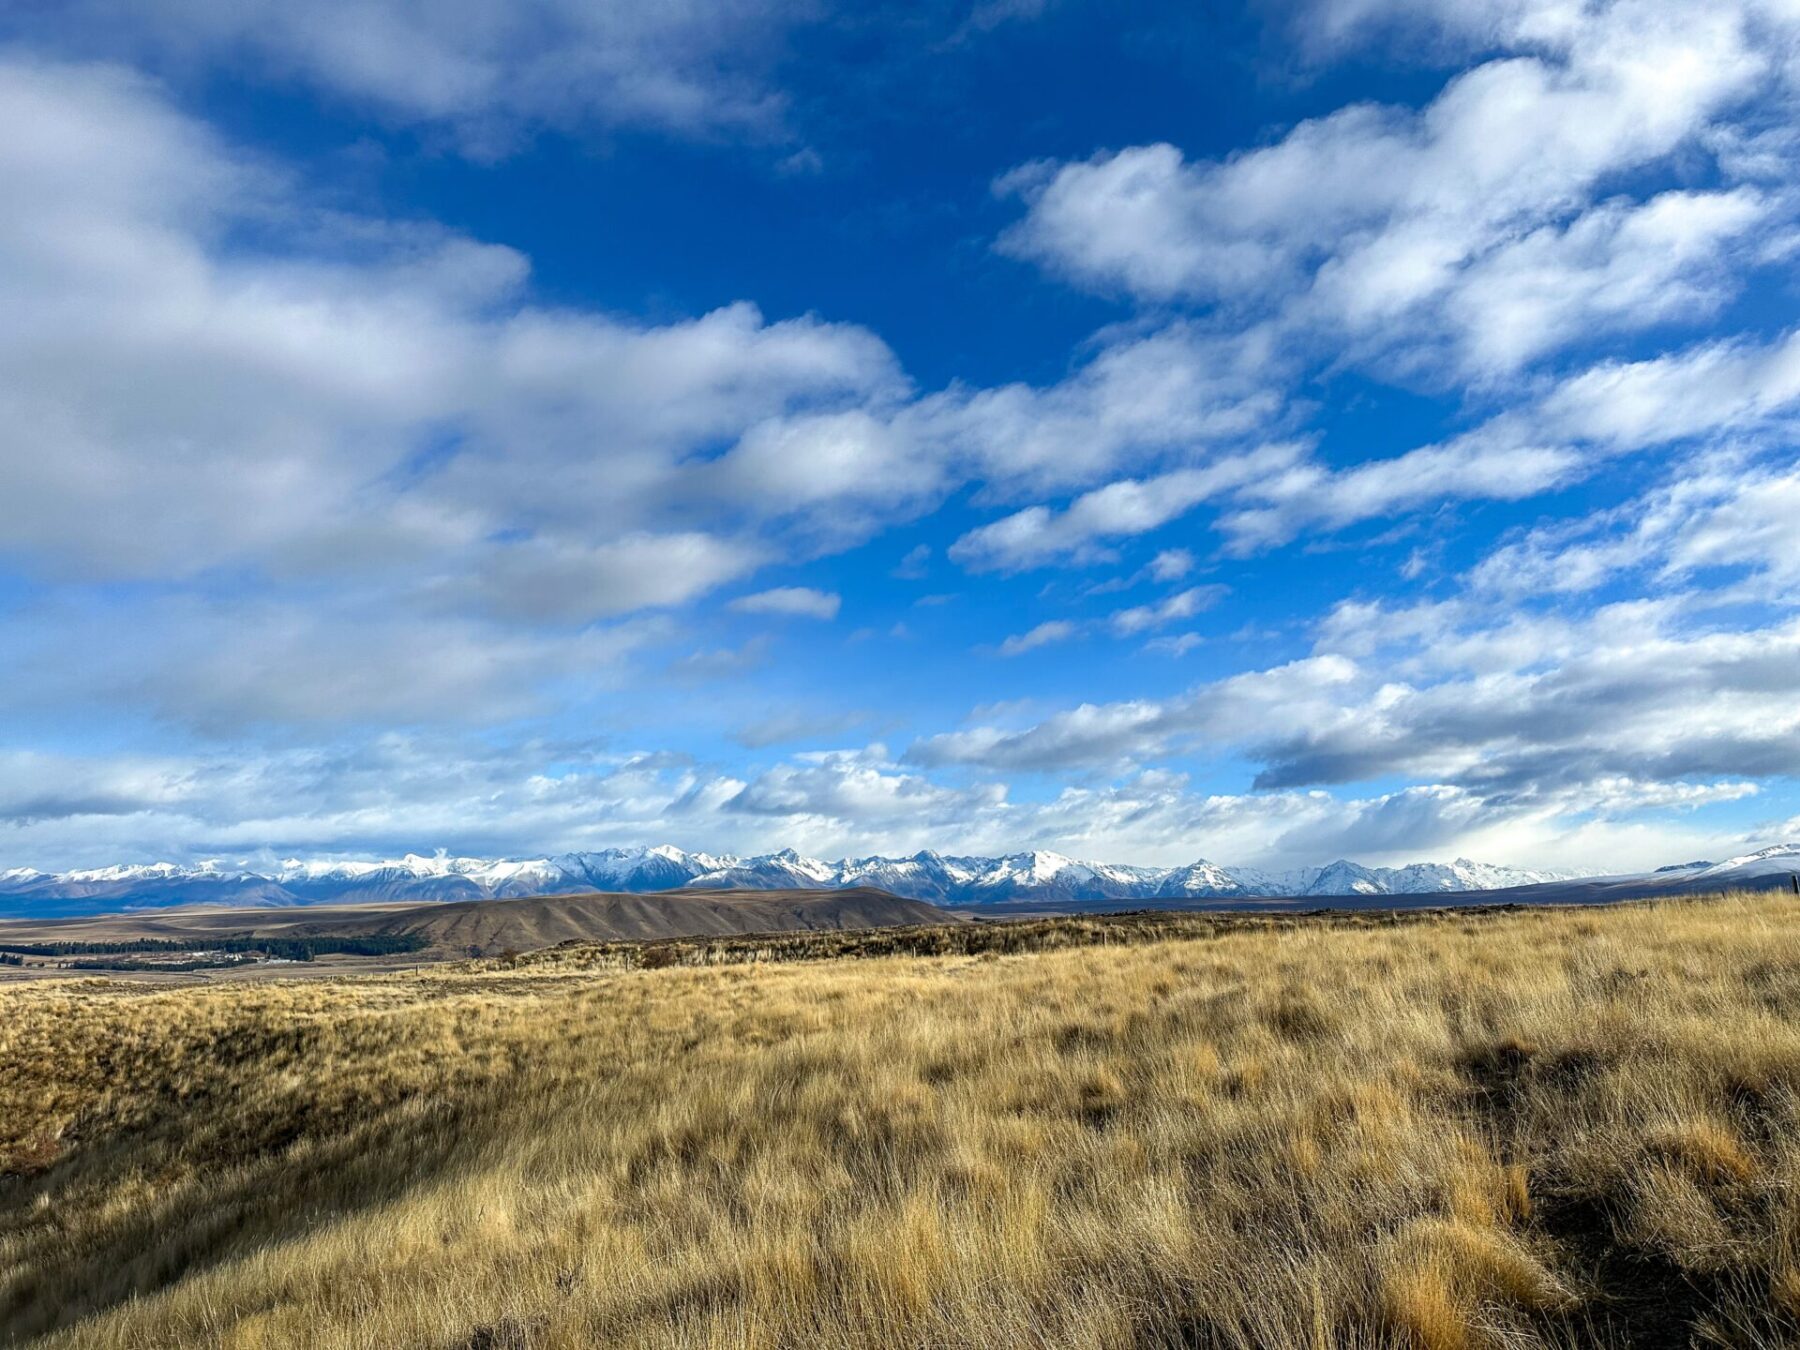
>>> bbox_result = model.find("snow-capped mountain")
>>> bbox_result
[0,843,1600,917]
[685,847,843,891]
[1155,860,1248,895]
[1667,844,1800,887]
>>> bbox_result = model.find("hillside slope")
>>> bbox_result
[0,887,957,959]
[6,891,1799,1347]
[293,886,955,954]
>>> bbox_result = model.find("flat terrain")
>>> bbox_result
[5,893,1800,1347]
[0,887,954,977]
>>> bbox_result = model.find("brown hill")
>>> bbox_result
[291,886,957,955]
[0,887,958,962]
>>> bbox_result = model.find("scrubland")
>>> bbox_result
[5,894,1800,1348]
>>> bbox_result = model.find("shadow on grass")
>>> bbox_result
[1459,1036,1796,1350]
[0,1053,527,1343]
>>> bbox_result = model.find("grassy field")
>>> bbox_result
[5,894,1800,1348]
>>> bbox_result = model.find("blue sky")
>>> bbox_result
[2,0,1798,872]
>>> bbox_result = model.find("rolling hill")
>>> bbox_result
[0,886,957,959]
[288,886,957,954]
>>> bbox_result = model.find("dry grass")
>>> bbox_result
[4,892,1800,1348]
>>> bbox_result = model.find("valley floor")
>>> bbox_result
[4,894,1800,1347]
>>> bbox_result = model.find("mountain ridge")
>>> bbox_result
[4,842,1797,919]
[0,843,1603,916]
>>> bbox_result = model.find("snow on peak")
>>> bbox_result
[1697,843,1800,878]
[997,850,1082,881]
[0,844,1619,908]
[62,861,189,883]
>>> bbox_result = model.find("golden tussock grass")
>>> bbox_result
[4,892,1800,1347]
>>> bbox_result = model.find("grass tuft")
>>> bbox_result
[4,890,1800,1347]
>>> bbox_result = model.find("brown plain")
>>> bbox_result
[4,893,1800,1347]
[0,887,955,970]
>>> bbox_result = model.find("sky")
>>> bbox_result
[2,0,1798,873]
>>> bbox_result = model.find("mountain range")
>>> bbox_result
[5,842,1796,919]
[1,844,1589,916]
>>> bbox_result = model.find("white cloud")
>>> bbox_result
[974,1,1800,564]
[912,655,1360,772]
[669,638,772,681]
[1298,0,1800,68]
[0,740,737,868]
[3,595,666,734]
[1109,585,1227,636]
[723,746,1007,829]
[732,710,869,749]
[728,586,842,620]
[1472,452,1800,602]
[1440,188,1769,376]
[920,322,1286,498]
[464,533,765,623]
[3,736,1749,876]
[990,587,1227,655]
[0,57,910,606]
[1252,615,1800,797]
[1219,330,1800,549]
[1219,429,1582,552]
[8,0,820,149]
[1539,329,1800,446]
[1000,1,1789,377]
[4,12,1798,882]
[0,52,1322,680]
[915,594,1800,832]
[1143,632,1204,657]
[1149,548,1195,581]
[950,442,1302,571]
[892,543,932,579]
[711,409,945,539]
[998,620,1080,656]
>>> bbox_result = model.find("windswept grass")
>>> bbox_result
[5,893,1800,1347]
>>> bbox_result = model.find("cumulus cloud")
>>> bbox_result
[0,739,741,868]
[728,586,842,620]
[462,534,765,624]
[915,592,1800,836]
[0,54,1307,623]
[1245,616,1800,794]
[1440,188,1769,375]
[0,57,913,605]
[1,595,666,734]
[994,591,1224,656]
[1149,549,1195,581]
[1472,453,1800,602]
[723,746,1007,824]
[3,735,1741,876]
[1109,585,1227,636]
[971,0,1800,563]
[1218,330,1800,549]
[4,9,1798,879]
[997,620,1080,656]
[916,321,1287,499]
[999,2,1788,377]
[3,0,820,149]
[912,655,1360,772]
[950,443,1302,571]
